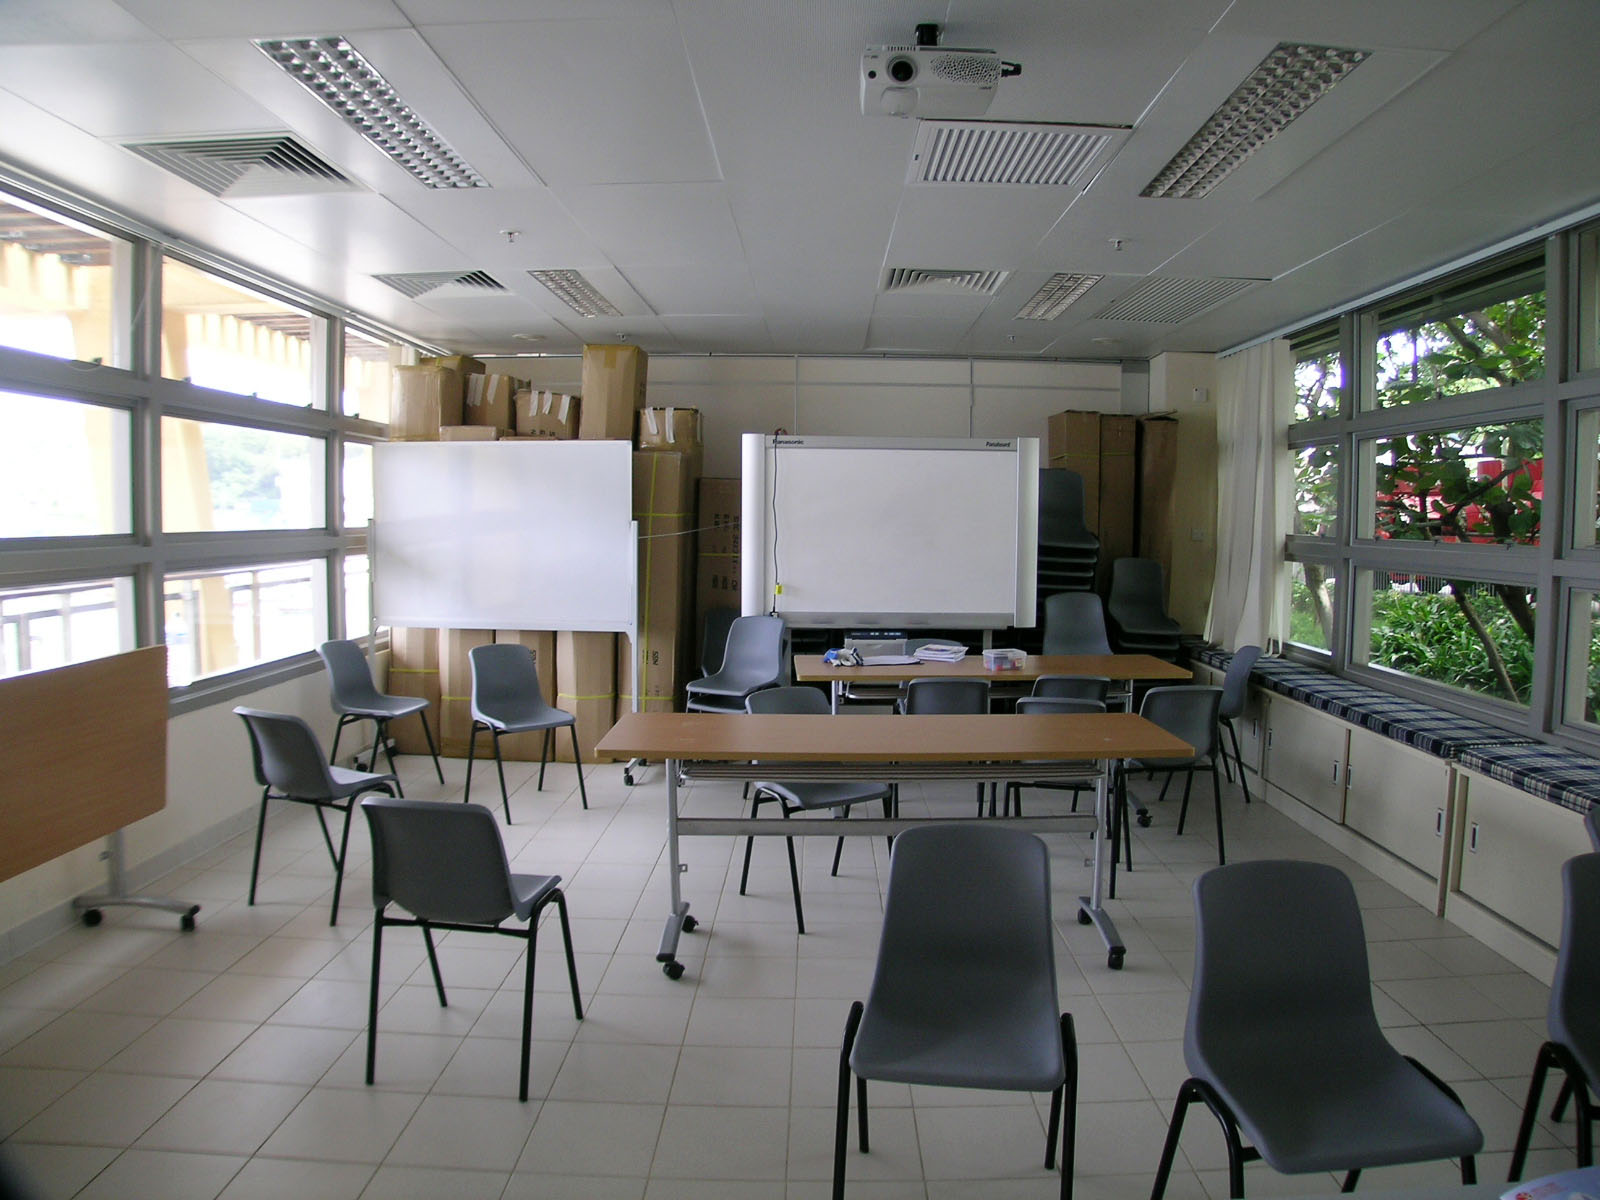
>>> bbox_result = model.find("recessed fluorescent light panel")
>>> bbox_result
[1015,273,1103,320]
[529,270,623,318]
[1141,42,1369,199]
[254,36,487,189]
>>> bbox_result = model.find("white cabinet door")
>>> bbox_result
[1455,771,1587,948]
[1263,697,1349,822]
[1343,726,1451,878]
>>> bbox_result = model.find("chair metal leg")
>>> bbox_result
[1150,1080,1197,1200]
[1046,1012,1077,1200]
[1225,719,1251,804]
[420,921,446,1006]
[247,788,271,906]
[1154,1077,1253,1200]
[417,708,445,784]
[570,725,588,809]
[780,806,806,935]
[1176,769,1195,835]
[739,791,773,895]
[519,917,537,1102]
[1211,760,1226,866]
[1554,1077,1576,1121]
[833,1000,864,1200]
[538,729,550,791]
[1461,1154,1477,1184]
[375,719,404,795]
[1340,1168,1360,1192]
[329,714,352,768]
[553,890,584,1020]
[464,723,480,805]
[492,731,513,824]
[365,910,384,1085]
[327,798,358,925]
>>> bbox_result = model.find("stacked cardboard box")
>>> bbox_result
[439,425,498,442]
[463,373,515,433]
[491,630,558,761]
[419,355,485,375]
[557,631,616,762]
[1046,411,1103,530]
[438,628,494,757]
[392,366,463,440]
[513,390,580,439]
[385,627,440,755]
[1137,416,1180,588]
[695,477,741,664]
[580,344,647,440]
[1098,415,1137,591]
[619,449,700,713]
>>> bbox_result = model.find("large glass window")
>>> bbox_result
[1293,443,1339,538]
[342,441,373,530]
[1371,259,1545,410]
[1293,330,1343,422]
[164,561,325,686]
[1578,227,1600,376]
[0,198,130,368]
[0,578,134,678]
[1565,589,1600,728]
[161,417,324,533]
[1366,419,1543,545]
[342,327,403,423]
[0,390,131,537]
[1354,569,1536,707]
[1573,406,1600,550]
[344,553,370,639]
[162,258,320,407]
[1287,560,1335,652]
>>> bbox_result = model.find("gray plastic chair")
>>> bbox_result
[1107,558,1181,653]
[685,614,788,712]
[1508,851,1600,1179]
[361,797,582,1102]
[1041,592,1114,656]
[743,687,894,933]
[901,677,993,814]
[1033,675,1112,703]
[834,824,1076,1200]
[1002,696,1107,817]
[1216,646,1262,804]
[1038,468,1099,553]
[699,606,739,678]
[235,707,396,926]
[1151,860,1482,1199]
[318,638,444,792]
[466,642,587,823]
[1131,686,1226,865]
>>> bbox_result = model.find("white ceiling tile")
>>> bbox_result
[112,0,410,38]
[382,187,604,266]
[658,315,775,355]
[1213,0,1520,52]
[627,262,760,316]
[885,187,1079,270]
[398,0,673,20]
[560,183,744,268]
[219,193,465,273]
[0,0,157,43]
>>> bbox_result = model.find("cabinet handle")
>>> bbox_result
[1345,764,1353,787]
[1435,808,1445,836]
[1468,822,1480,853]
[1331,760,1340,784]
[1266,728,1274,749]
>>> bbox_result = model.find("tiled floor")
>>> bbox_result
[0,752,1579,1198]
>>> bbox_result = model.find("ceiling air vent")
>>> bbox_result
[1094,276,1260,323]
[882,267,1009,296]
[373,271,506,299]
[123,135,360,198]
[909,121,1129,186]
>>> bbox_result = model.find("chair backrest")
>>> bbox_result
[700,606,739,678]
[903,677,990,715]
[714,614,788,686]
[317,639,386,712]
[1137,685,1222,759]
[234,707,341,799]
[1107,557,1173,626]
[1549,852,1600,1070]
[1218,645,1262,719]
[469,642,541,718]
[1041,592,1113,656]
[1032,674,1111,702]
[869,823,1058,1015]
[1038,468,1097,549]
[362,797,517,925]
[1186,860,1381,1078]
[1016,696,1106,716]
[746,685,830,715]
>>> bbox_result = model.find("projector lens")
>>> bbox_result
[888,56,916,82]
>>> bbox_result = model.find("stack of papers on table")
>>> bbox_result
[912,642,968,663]
[860,654,919,666]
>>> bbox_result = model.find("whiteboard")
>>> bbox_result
[740,434,1038,628]
[374,440,636,634]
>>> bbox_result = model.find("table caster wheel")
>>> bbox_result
[80,908,102,928]
[623,772,634,786]
[1136,812,1152,828]
[681,915,698,932]
[180,912,197,932]
[1107,948,1125,970]
[663,960,685,980]
[1077,909,1091,926]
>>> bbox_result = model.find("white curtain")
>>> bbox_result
[1206,338,1293,650]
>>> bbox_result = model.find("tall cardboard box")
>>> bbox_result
[620,450,698,713]
[1098,415,1138,590]
[695,477,741,665]
[491,630,557,761]
[580,344,647,440]
[385,627,440,755]
[393,366,463,440]
[515,390,579,438]
[1046,411,1102,531]
[438,628,494,757]
[1137,415,1180,588]
[556,631,616,762]
[419,355,485,375]
[463,373,515,432]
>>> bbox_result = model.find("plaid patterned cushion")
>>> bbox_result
[1456,744,1600,815]
[1187,643,1232,671]
[1352,698,1533,758]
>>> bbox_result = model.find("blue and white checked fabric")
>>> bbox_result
[1456,744,1600,816]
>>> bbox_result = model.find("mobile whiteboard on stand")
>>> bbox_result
[372,439,639,703]
[740,434,1039,629]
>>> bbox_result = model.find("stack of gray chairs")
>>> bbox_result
[1036,468,1099,602]
[1106,557,1182,659]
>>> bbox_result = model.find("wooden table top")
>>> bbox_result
[791,652,1190,684]
[596,711,1192,764]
